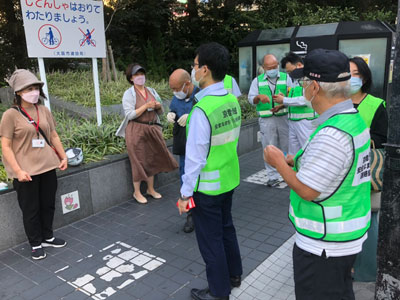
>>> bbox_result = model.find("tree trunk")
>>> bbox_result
[375,1,400,299]
[108,45,118,81]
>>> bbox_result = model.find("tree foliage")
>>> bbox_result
[0,0,396,84]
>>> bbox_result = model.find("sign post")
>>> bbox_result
[20,0,106,125]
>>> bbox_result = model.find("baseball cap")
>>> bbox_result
[6,69,44,92]
[290,49,351,82]
[131,65,146,75]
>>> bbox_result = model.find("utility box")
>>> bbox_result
[238,20,394,100]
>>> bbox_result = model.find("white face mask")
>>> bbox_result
[191,67,204,88]
[173,83,188,100]
[266,68,279,78]
[21,90,40,104]
[304,82,318,109]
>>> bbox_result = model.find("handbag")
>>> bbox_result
[370,140,385,191]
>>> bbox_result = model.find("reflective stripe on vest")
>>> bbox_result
[257,72,288,117]
[288,85,317,121]
[186,93,241,195]
[357,94,385,128]
[289,204,371,234]
[211,126,241,146]
[288,112,316,119]
[289,112,371,242]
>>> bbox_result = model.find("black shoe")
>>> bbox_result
[183,214,194,233]
[191,288,229,300]
[42,237,67,248]
[230,275,241,288]
[267,178,281,187]
[31,246,46,260]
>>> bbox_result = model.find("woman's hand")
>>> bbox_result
[154,101,161,109]
[146,101,156,109]
[59,158,68,171]
[16,170,32,182]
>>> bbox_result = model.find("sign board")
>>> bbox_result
[21,0,106,58]
[61,190,80,214]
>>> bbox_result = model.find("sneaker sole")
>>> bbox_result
[41,242,67,248]
[32,252,46,260]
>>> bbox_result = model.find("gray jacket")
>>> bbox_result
[116,86,163,137]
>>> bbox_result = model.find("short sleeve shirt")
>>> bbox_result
[0,105,60,178]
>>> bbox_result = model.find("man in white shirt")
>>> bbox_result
[264,49,371,300]
[248,54,289,187]
[274,52,318,155]
[177,42,242,300]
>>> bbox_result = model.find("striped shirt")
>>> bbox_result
[295,100,367,257]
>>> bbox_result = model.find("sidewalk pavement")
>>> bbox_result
[0,149,375,299]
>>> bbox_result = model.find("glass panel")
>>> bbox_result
[339,38,387,99]
[238,47,253,92]
[256,44,290,76]
[257,27,295,42]
[296,23,338,37]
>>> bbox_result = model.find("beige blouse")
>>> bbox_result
[0,105,60,178]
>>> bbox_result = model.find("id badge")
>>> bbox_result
[32,139,45,148]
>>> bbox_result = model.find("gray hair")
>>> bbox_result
[318,72,351,99]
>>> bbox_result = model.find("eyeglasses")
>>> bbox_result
[191,63,199,69]
[298,78,312,87]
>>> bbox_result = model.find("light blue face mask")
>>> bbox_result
[350,76,363,94]
[266,68,279,78]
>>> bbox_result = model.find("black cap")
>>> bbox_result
[290,49,351,82]
[131,65,146,75]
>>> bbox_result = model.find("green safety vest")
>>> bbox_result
[288,85,318,121]
[289,112,371,242]
[186,93,241,196]
[223,75,233,94]
[256,72,288,117]
[357,94,385,128]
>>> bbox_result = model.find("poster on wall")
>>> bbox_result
[354,54,371,66]
[61,191,80,214]
[20,0,106,58]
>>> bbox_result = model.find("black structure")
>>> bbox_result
[238,20,394,99]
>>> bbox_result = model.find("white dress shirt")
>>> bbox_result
[180,82,229,197]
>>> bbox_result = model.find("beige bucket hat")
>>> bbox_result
[6,69,44,93]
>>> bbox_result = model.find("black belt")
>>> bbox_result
[132,120,162,127]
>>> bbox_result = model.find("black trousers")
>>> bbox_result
[293,243,356,300]
[13,169,58,247]
[192,190,242,297]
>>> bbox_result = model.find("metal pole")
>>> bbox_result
[37,58,51,110]
[92,58,102,126]
[375,1,400,299]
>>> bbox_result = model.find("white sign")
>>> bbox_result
[20,0,106,58]
[61,190,80,214]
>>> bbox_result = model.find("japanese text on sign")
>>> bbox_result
[21,0,106,58]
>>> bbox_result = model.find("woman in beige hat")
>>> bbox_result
[116,63,178,204]
[1,69,68,260]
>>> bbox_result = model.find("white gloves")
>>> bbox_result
[177,114,188,127]
[167,112,176,123]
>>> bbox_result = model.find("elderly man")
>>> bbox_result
[248,54,289,187]
[178,42,242,300]
[264,49,371,300]
[168,69,199,233]
[274,52,318,155]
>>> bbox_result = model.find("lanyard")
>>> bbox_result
[20,105,40,137]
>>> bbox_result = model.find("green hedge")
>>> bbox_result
[0,79,257,183]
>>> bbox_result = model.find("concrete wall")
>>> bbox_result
[0,118,260,251]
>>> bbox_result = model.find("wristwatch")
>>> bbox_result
[180,195,190,201]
